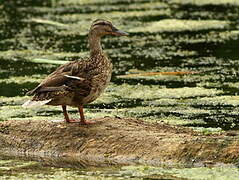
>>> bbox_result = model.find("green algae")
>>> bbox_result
[195,96,239,107]
[117,166,239,180]
[169,0,239,6]
[0,50,87,62]
[190,127,223,135]
[0,160,238,180]
[106,84,222,100]
[130,19,230,33]
[0,75,43,84]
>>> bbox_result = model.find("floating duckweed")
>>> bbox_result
[130,19,229,33]
[169,0,239,6]
[191,127,224,135]
[195,96,239,107]
[1,160,238,180]
[0,50,87,62]
[0,96,29,106]
[110,85,222,100]
[155,115,204,126]
[0,75,43,84]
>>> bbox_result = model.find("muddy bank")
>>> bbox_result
[0,118,238,168]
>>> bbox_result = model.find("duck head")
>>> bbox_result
[90,19,128,37]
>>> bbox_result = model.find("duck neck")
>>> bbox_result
[88,32,103,58]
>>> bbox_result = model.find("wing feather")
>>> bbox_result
[25,60,92,103]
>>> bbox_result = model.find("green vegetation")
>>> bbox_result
[0,159,238,180]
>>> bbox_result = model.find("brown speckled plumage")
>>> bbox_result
[23,19,128,124]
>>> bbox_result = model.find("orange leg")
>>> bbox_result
[78,105,85,123]
[62,105,80,123]
[62,105,95,125]
[78,105,95,125]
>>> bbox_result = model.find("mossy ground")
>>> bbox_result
[1,0,239,179]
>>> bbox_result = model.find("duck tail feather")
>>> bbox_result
[26,86,41,96]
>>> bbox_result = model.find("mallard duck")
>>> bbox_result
[22,19,128,124]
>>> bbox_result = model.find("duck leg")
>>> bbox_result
[62,105,95,124]
[62,105,80,123]
[78,105,95,125]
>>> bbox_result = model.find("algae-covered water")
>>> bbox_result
[1,0,239,179]
[0,158,239,180]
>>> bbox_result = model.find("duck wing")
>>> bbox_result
[23,60,92,107]
[28,60,90,93]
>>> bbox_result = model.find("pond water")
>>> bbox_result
[0,0,239,179]
[0,157,239,180]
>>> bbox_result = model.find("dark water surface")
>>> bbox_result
[0,0,239,179]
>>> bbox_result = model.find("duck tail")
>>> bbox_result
[26,87,40,96]
[22,99,52,108]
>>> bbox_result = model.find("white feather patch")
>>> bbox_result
[22,99,52,108]
[64,75,84,80]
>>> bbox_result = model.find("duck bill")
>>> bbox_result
[112,29,129,36]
